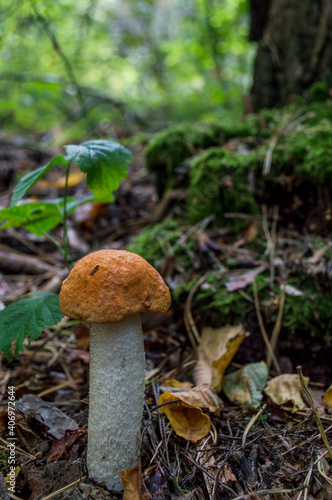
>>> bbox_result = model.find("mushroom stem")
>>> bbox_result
[87,313,145,491]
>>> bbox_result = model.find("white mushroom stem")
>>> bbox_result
[87,313,145,491]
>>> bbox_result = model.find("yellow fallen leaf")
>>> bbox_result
[37,170,86,190]
[160,379,193,392]
[120,460,150,500]
[158,392,210,442]
[323,384,332,409]
[120,467,140,500]
[265,374,309,412]
[195,324,248,391]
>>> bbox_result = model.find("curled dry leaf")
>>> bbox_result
[160,379,193,393]
[120,457,150,500]
[120,467,150,500]
[158,391,211,442]
[323,384,332,409]
[264,373,309,412]
[195,324,248,391]
[222,362,268,409]
[175,385,222,413]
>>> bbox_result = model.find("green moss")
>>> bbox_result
[173,271,332,339]
[127,218,194,270]
[283,287,332,341]
[145,97,332,203]
[145,121,260,196]
[187,147,259,227]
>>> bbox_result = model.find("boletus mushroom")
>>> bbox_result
[59,250,171,491]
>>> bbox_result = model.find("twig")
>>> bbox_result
[62,163,72,270]
[266,285,285,371]
[242,404,267,446]
[269,205,279,288]
[185,453,237,497]
[281,425,332,456]
[262,204,272,257]
[252,278,281,374]
[38,476,86,500]
[230,484,307,500]
[37,378,83,398]
[295,463,313,500]
[317,454,332,485]
[184,272,212,349]
[297,366,332,460]
[261,204,279,290]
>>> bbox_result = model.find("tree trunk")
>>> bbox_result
[251,0,332,111]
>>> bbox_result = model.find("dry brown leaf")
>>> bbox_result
[264,373,309,412]
[243,220,259,243]
[323,384,332,409]
[195,324,248,391]
[158,392,210,442]
[120,463,150,500]
[120,467,140,500]
[171,385,222,413]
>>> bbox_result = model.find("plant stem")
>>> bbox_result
[297,365,332,460]
[36,228,65,258]
[62,164,72,270]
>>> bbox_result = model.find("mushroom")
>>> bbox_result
[59,249,171,491]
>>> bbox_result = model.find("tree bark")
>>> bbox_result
[251,0,332,111]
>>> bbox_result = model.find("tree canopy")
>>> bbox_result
[0,0,252,135]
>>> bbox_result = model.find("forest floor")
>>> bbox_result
[0,133,331,500]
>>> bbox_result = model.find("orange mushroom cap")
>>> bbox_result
[59,249,171,323]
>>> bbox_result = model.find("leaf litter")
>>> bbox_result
[0,135,331,499]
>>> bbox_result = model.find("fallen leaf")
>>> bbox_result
[323,384,332,409]
[120,458,150,500]
[222,362,268,409]
[158,392,210,442]
[16,394,78,439]
[160,379,193,392]
[307,246,327,264]
[37,170,85,190]
[282,284,303,296]
[47,429,84,463]
[120,468,141,500]
[243,220,259,243]
[225,265,266,292]
[195,324,248,391]
[167,385,222,413]
[264,373,309,412]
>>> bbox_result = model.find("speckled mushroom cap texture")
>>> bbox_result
[59,249,171,323]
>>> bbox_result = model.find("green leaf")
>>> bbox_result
[64,140,131,201]
[0,197,91,236]
[10,156,68,208]
[222,362,268,410]
[0,293,64,361]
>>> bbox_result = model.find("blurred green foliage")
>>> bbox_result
[0,0,253,136]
